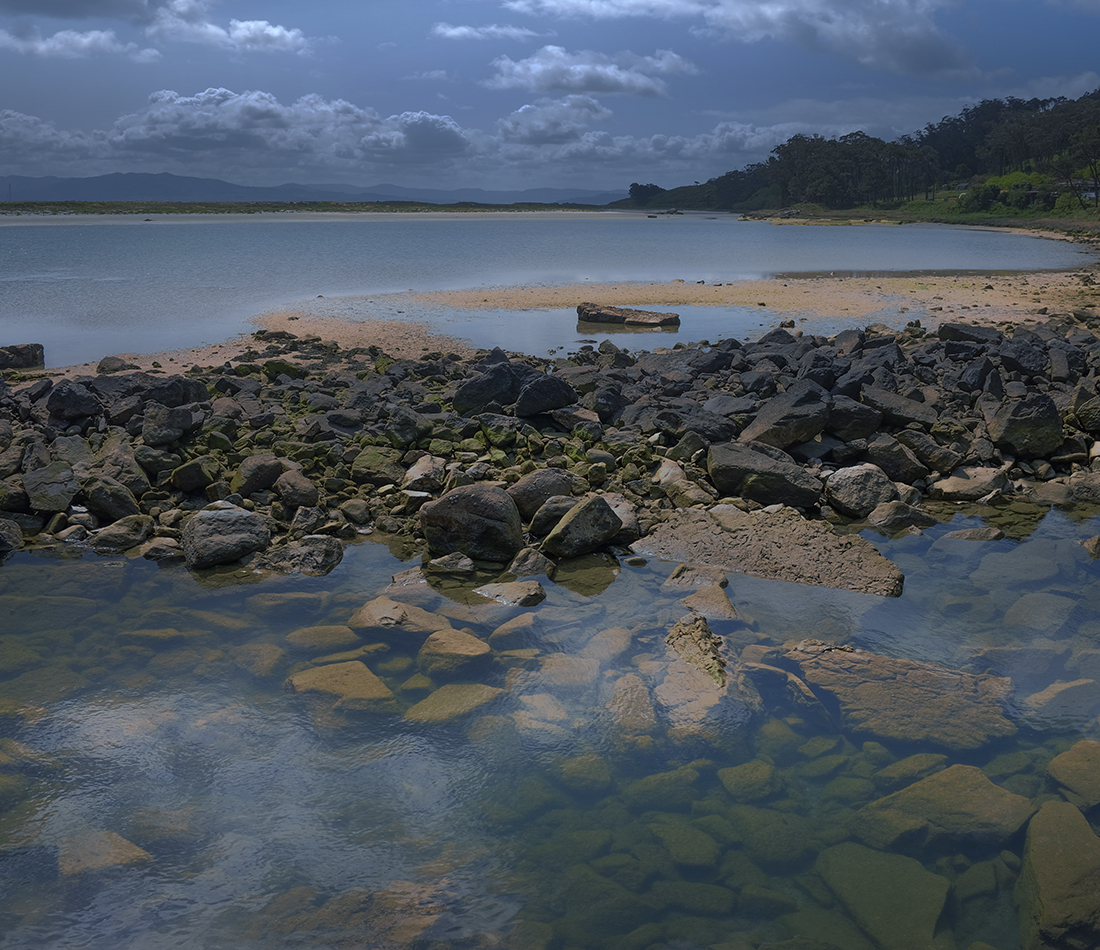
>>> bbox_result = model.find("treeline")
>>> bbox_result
[626,88,1100,213]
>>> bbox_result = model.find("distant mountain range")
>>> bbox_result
[0,172,625,206]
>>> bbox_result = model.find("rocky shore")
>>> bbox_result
[9,276,1100,946]
[4,282,1100,585]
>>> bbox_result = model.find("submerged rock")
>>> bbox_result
[1047,739,1100,809]
[816,841,949,950]
[284,660,397,713]
[1017,800,1100,950]
[857,764,1035,851]
[403,684,504,723]
[633,505,904,597]
[781,640,1016,751]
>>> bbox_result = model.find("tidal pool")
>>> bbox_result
[2,502,1100,949]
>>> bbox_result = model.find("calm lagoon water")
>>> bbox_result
[0,211,1094,365]
[3,213,1100,948]
[3,504,1100,949]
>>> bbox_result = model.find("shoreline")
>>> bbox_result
[17,260,1100,382]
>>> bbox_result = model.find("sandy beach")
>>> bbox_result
[38,263,1100,380]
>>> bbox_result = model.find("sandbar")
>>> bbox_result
[402,269,1100,330]
[39,265,1100,380]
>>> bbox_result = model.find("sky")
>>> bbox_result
[0,1,1098,194]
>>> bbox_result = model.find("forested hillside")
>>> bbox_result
[621,88,1100,216]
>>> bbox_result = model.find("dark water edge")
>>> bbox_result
[2,496,1100,950]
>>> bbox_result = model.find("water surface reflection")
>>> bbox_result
[2,505,1100,949]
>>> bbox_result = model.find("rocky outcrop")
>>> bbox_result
[0,343,44,370]
[4,309,1100,594]
[577,303,680,326]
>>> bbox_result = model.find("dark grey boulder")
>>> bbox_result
[420,484,524,561]
[45,381,101,421]
[231,453,284,496]
[0,343,44,370]
[827,395,883,441]
[529,494,578,536]
[273,469,320,508]
[142,401,201,447]
[708,442,823,508]
[142,375,209,408]
[181,502,272,569]
[988,395,1063,458]
[257,535,344,576]
[81,474,140,522]
[0,517,24,555]
[170,455,222,493]
[478,413,521,448]
[895,430,962,474]
[452,362,541,415]
[383,406,433,447]
[23,461,80,513]
[861,386,937,429]
[93,514,155,551]
[507,468,575,522]
[869,500,938,533]
[865,434,929,484]
[0,478,29,514]
[739,380,831,449]
[541,495,623,559]
[1000,334,1048,377]
[937,323,1002,345]
[959,356,1003,393]
[515,374,578,417]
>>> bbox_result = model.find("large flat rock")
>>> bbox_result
[631,505,903,597]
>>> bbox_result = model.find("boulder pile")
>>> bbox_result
[3,303,1100,588]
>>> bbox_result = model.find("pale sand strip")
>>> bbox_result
[42,267,1100,379]
[402,270,1100,330]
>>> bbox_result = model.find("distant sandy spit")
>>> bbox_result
[42,266,1100,380]
[403,269,1100,329]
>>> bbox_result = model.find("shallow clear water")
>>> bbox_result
[3,504,1100,949]
[0,212,1093,365]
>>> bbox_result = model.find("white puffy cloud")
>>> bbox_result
[0,0,314,56]
[0,88,477,177]
[431,22,543,40]
[145,1,312,53]
[0,83,799,186]
[484,44,696,96]
[498,94,613,142]
[0,26,158,60]
[500,0,974,78]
